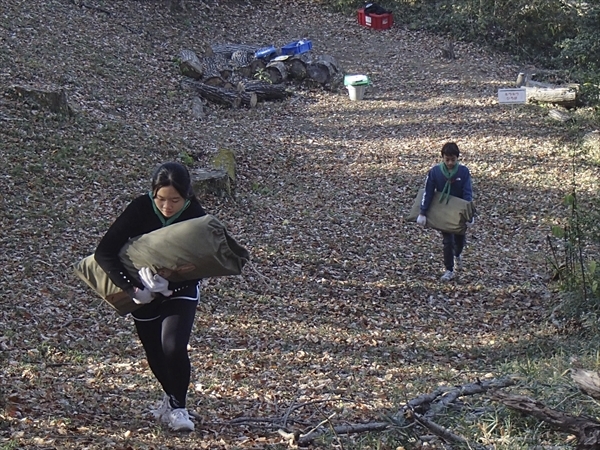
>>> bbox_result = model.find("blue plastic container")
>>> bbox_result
[255,46,277,59]
[281,39,312,56]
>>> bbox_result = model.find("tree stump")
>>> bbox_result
[211,148,236,183]
[10,85,73,115]
[190,96,205,119]
[441,41,455,59]
[192,168,231,198]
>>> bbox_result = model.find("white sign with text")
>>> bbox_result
[498,88,527,104]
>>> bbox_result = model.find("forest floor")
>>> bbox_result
[1,0,600,448]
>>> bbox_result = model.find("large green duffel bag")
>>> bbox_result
[74,215,250,316]
[406,189,475,235]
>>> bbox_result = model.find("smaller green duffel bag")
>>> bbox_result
[74,215,250,316]
[406,188,475,235]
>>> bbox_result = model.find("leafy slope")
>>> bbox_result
[1,0,598,448]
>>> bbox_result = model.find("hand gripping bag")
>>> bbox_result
[406,189,475,235]
[74,215,250,315]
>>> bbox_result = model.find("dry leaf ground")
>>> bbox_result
[1,0,599,448]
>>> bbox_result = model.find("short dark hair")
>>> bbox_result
[441,142,460,158]
[151,162,196,201]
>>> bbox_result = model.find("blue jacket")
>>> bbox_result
[420,164,473,215]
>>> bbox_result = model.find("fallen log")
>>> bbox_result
[572,368,600,399]
[515,73,580,92]
[240,91,257,108]
[306,56,339,85]
[250,58,267,74]
[316,55,342,74]
[211,43,260,57]
[236,80,290,101]
[179,49,204,79]
[183,80,256,108]
[201,53,231,86]
[525,86,577,107]
[295,377,516,447]
[230,49,254,68]
[266,61,288,84]
[286,53,310,80]
[493,391,600,449]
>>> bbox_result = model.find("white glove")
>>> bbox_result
[132,287,154,305]
[417,214,427,226]
[139,267,173,297]
[466,217,475,229]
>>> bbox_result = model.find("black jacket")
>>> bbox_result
[94,194,206,295]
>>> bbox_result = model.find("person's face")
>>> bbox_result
[154,186,185,218]
[443,154,458,170]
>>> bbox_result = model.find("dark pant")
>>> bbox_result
[132,293,198,409]
[442,232,466,271]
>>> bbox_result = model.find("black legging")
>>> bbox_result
[442,232,465,271]
[133,297,198,409]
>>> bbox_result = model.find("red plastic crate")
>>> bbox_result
[357,8,393,30]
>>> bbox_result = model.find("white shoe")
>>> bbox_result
[168,408,194,431]
[151,394,172,423]
[455,255,463,270]
[440,270,454,282]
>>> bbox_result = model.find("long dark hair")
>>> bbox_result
[151,162,197,201]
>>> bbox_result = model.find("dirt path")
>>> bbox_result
[1,0,596,448]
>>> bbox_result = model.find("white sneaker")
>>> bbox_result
[455,255,463,270]
[151,394,172,423]
[440,270,454,282]
[168,408,194,432]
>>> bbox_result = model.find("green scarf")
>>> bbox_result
[438,162,460,204]
[149,192,191,227]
